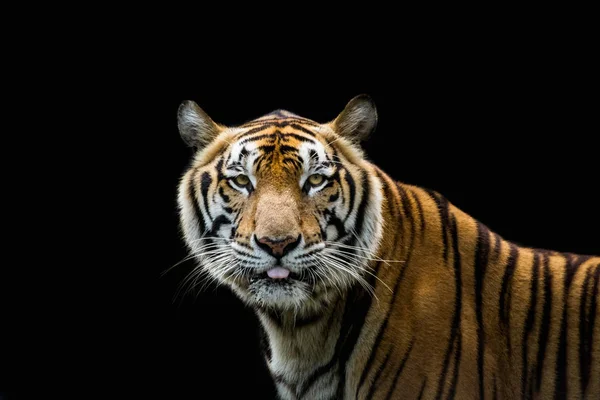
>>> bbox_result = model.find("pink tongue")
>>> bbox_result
[266,267,290,279]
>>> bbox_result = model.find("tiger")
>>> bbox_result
[175,95,600,400]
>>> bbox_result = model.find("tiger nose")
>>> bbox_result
[255,235,301,259]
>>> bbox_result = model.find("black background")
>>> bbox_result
[3,20,599,400]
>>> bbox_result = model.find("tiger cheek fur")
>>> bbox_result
[176,96,600,400]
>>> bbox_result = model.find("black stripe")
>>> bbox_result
[499,243,519,357]
[555,254,589,399]
[579,267,594,394]
[425,189,450,264]
[327,214,346,239]
[297,248,328,260]
[493,376,498,400]
[258,324,271,362]
[200,172,213,208]
[352,172,369,238]
[578,269,591,393]
[283,155,301,166]
[261,308,284,329]
[294,311,325,328]
[282,132,317,143]
[491,233,502,262]
[583,266,600,394]
[210,215,230,235]
[373,171,400,256]
[384,339,416,400]
[215,157,224,178]
[278,144,298,154]
[320,224,327,241]
[329,191,340,202]
[343,169,356,222]
[263,307,326,330]
[374,169,403,236]
[521,252,540,398]
[235,124,272,140]
[257,144,275,154]
[239,146,249,160]
[375,169,401,253]
[289,123,316,136]
[271,372,296,396]
[447,331,462,400]
[322,179,336,191]
[364,347,393,400]
[189,175,206,234]
[282,157,302,171]
[323,297,341,336]
[528,374,535,400]
[435,215,462,400]
[238,133,276,146]
[446,215,463,400]
[535,254,552,393]
[218,186,230,203]
[474,222,490,400]
[411,189,426,241]
[417,378,427,400]
[396,184,415,237]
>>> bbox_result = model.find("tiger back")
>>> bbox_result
[176,95,600,399]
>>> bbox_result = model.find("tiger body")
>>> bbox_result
[176,97,600,399]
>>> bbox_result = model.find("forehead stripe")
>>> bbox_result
[238,131,318,147]
[283,133,318,143]
[236,125,271,140]
[289,124,316,136]
[238,133,276,146]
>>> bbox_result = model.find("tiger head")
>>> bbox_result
[177,96,384,313]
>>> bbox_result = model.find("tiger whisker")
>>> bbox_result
[321,251,393,296]
[324,243,404,265]
[316,253,380,302]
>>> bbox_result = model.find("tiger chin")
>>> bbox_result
[176,96,600,399]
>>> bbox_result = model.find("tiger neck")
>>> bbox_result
[256,282,376,396]
[256,295,345,377]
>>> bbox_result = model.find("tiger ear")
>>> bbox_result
[177,101,222,150]
[331,94,378,142]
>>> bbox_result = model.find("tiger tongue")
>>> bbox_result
[266,267,290,279]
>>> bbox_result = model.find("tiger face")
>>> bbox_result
[177,97,383,313]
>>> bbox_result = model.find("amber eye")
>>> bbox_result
[233,174,250,187]
[307,174,325,186]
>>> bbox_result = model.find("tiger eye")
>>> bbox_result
[308,174,325,186]
[234,174,250,186]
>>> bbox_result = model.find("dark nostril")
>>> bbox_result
[256,235,301,258]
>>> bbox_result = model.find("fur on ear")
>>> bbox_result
[177,101,222,150]
[331,94,378,141]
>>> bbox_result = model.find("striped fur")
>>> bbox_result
[176,97,600,399]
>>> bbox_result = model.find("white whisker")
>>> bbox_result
[322,250,393,295]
